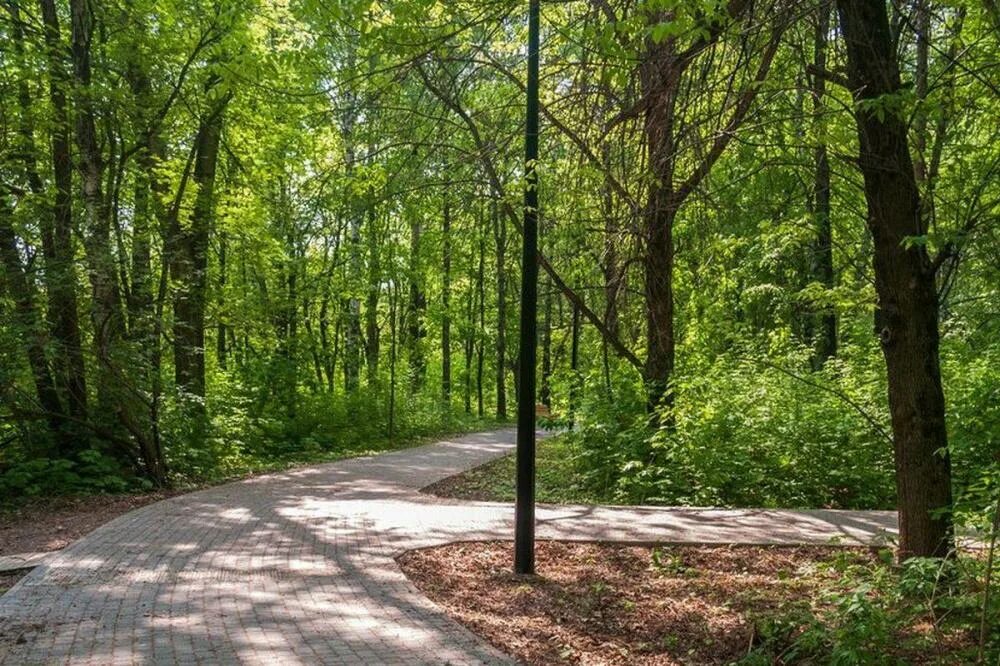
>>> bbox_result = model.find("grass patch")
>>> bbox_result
[423,433,616,504]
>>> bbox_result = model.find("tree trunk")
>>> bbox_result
[0,201,65,439]
[343,210,362,392]
[70,0,127,416]
[364,208,380,386]
[643,201,676,413]
[39,0,87,422]
[388,282,399,438]
[811,2,837,367]
[492,198,507,419]
[217,232,228,370]
[837,0,954,559]
[476,217,486,418]
[172,96,227,406]
[541,279,552,408]
[441,182,452,404]
[406,218,426,391]
[570,302,581,425]
[640,43,681,414]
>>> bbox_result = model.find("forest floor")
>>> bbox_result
[399,541,975,665]
[0,492,183,594]
[0,492,182,556]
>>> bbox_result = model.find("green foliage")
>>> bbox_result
[744,550,1000,664]
[564,347,895,509]
[0,450,135,497]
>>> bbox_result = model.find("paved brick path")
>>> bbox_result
[0,429,897,665]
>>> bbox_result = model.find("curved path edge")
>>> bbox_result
[0,429,897,665]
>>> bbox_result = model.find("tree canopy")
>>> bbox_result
[1,0,998,560]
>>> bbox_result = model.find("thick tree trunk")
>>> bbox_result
[39,0,87,421]
[643,200,676,413]
[640,44,680,414]
[0,201,64,437]
[838,0,954,559]
[70,0,128,418]
[172,98,227,405]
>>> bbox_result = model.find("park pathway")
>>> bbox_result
[0,429,897,665]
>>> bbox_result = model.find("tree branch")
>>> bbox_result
[415,62,645,373]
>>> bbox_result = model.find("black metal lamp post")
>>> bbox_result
[514,0,540,576]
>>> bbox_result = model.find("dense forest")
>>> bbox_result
[1,0,997,562]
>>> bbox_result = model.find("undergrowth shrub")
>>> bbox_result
[566,347,895,509]
[743,547,1000,664]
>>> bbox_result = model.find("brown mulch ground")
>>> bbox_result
[0,491,179,556]
[398,541,973,665]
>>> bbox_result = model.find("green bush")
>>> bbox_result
[744,549,999,664]
[0,449,134,496]
[565,346,895,509]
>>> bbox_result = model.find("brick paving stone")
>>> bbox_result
[0,428,897,664]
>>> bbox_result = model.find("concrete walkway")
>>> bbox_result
[0,429,897,665]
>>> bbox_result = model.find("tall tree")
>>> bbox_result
[441,174,452,404]
[171,88,229,406]
[639,0,784,411]
[837,0,954,559]
[38,0,88,423]
[809,1,837,367]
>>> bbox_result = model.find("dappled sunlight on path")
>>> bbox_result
[0,429,896,664]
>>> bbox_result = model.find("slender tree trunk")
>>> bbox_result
[570,302,581,425]
[476,217,486,418]
[406,218,426,391]
[838,0,954,559]
[913,0,930,185]
[320,292,334,391]
[492,198,507,419]
[388,282,399,439]
[364,208,380,386]
[601,142,622,341]
[463,212,476,414]
[811,2,837,367]
[541,279,552,408]
[217,232,228,370]
[343,211,362,392]
[441,182,452,404]
[6,5,71,449]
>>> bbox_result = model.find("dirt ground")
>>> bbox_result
[0,491,179,555]
[0,492,182,594]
